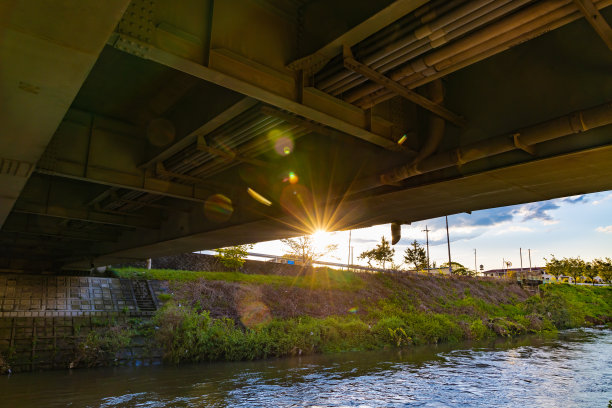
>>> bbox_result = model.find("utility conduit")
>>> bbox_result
[376,101,612,186]
[330,0,526,98]
[346,0,569,104]
[316,0,460,91]
[323,0,506,94]
[356,0,612,109]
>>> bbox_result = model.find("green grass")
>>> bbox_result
[537,284,612,327]
[111,267,364,291]
[152,302,465,363]
[105,271,612,365]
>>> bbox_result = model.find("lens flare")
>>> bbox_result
[204,194,233,222]
[280,184,314,227]
[268,129,294,156]
[147,118,176,147]
[285,171,298,184]
[247,187,272,206]
[348,306,359,314]
[274,136,294,156]
[238,299,271,328]
[397,134,407,145]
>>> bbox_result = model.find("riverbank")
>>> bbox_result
[3,328,610,407]
[115,268,611,364]
[1,268,610,372]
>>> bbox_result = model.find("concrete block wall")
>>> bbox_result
[0,316,163,373]
[0,275,163,318]
[0,274,165,373]
[119,253,315,276]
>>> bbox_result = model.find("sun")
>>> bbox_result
[310,229,337,252]
[311,229,327,242]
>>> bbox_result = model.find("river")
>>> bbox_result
[1,328,610,407]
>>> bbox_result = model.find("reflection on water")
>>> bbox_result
[1,328,610,407]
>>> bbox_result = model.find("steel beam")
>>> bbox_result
[343,46,467,127]
[2,214,121,243]
[574,0,612,51]
[37,115,216,203]
[0,232,92,250]
[12,202,159,229]
[154,162,234,189]
[109,34,403,151]
[195,136,272,168]
[287,0,429,74]
[36,168,211,203]
[260,106,416,155]
[107,192,190,213]
[64,142,612,269]
[140,97,260,168]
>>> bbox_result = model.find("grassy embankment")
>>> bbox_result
[97,267,612,365]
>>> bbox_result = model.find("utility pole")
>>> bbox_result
[474,249,477,275]
[528,249,532,272]
[347,230,351,270]
[520,247,523,280]
[422,225,430,273]
[446,216,452,274]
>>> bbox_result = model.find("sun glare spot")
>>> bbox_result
[310,229,336,253]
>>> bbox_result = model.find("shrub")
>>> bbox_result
[469,319,492,340]
[215,244,253,271]
[0,352,10,375]
[73,324,133,367]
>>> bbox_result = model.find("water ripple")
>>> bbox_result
[2,328,611,407]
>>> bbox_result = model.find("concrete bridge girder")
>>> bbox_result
[0,0,132,227]
[3,0,612,270]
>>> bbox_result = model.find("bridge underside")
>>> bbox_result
[2,0,612,271]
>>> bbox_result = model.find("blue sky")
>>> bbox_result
[250,190,612,271]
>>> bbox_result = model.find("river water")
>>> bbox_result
[1,328,610,407]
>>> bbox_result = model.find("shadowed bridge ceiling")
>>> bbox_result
[2,0,612,271]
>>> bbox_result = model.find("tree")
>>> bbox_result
[582,262,599,285]
[545,255,564,282]
[564,257,585,285]
[593,258,612,284]
[440,261,474,276]
[280,236,338,265]
[215,244,253,271]
[358,236,395,269]
[403,240,427,272]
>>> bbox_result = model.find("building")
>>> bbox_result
[482,267,551,283]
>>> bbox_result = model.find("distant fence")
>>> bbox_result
[246,252,395,273]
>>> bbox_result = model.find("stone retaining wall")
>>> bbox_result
[0,274,165,373]
[0,274,163,318]
[0,316,162,373]
[121,253,316,276]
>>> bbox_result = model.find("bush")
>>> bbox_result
[0,352,10,375]
[143,272,611,365]
[469,319,492,340]
[215,244,252,271]
[73,324,133,367]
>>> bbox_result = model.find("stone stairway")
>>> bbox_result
[130,280,157,312]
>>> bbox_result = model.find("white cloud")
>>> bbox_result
[593,193,612,205]
[596,225,612,233]
[492,226,534,235]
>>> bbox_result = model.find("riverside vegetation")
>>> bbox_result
[100,267,612,365]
